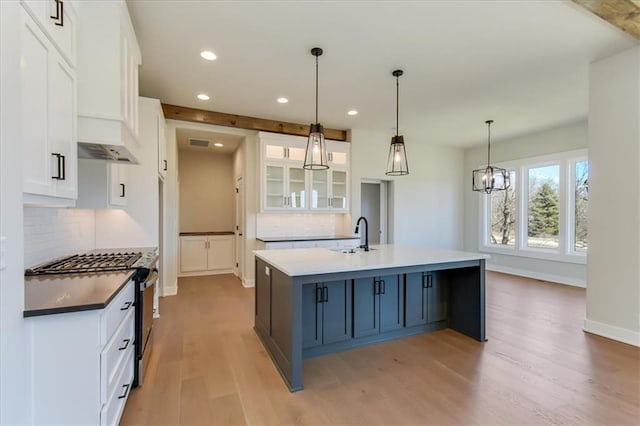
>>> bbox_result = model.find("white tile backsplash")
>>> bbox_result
[257,213,349,238]
[24,207,96,267]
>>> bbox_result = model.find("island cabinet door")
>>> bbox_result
[353,278,379,338]
[426,272,448,323]
[405,272,428,327]
[302,283,321,349]
[321,280,352,345]
[378,275,404,333]
[303,281,352,348]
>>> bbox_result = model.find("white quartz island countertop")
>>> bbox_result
[253,244,490,277]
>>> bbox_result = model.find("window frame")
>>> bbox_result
[478,149,587,265]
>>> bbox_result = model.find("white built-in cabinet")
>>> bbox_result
[20,2,77,206]
[27,280,136,425]
[259,132,350,212]
[157,104,168,180]
[21,0,77,65]
[75,0,142,162]
[179,235,234,276]
[76,160,129,208]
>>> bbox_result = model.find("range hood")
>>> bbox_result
[77,115,141,164]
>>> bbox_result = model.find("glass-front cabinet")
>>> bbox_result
[259,132,350,212]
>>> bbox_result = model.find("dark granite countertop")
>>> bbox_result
[180,231,234,236]
[24,270,136,317]
[257,235,359,243]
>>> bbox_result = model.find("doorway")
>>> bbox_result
[361,181,389,245]
[234,176,244,281]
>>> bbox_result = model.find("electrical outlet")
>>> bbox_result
[0,236,6,271]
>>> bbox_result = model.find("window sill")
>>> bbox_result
[480,244,587,265]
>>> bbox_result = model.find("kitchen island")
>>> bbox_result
[253,244,489,391]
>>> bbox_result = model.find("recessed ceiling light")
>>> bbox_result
[214,143,224,147]
[347,110,358,116]
[200,50,217,61]
[197,93,210,100]
[277,97,289,104]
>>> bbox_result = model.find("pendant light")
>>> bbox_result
[303,47,329,170]
[386,69,409,176]
[472,120,510,193]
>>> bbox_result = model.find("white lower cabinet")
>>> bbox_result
[27,280,135,425]
[180,235,234,275]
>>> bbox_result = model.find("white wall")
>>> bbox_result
[256,213,347,237]
[24,208,95,267]
[586,46,640,346]
[350,128,465,250]
[0,2,28,422]
[94,97,160,248]
[463,121,588,286]
[178,150,234,232]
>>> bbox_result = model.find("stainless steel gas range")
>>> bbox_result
[25,247,159,388]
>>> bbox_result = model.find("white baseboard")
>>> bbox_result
[178,269,234,278]
[583,319,640,347]
[242,278,255,288]
[486,264,586,288]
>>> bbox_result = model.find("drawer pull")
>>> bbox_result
[118,338,130,351]
[120,301,132,311]
[117,383,130,399]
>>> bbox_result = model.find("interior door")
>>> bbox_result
[234,177,243,278]
[361,182,381,244]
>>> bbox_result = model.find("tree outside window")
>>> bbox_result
[575,160,588,252]
[527,165,560,249]
[490,171,516,246]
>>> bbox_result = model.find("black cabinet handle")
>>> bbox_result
[316,286,323,304]
[422,273,428,289]
[50,0,64,26]
[380,279,386,295]
[51,153,66,180]
[374,280,379,295]
[322,286,329,303]
[120,301,132,311]
[120,183,126,198]
[117,383,130,399]
[163,159,167,171]
[118,338,130,351]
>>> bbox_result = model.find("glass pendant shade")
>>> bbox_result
[303,48,329,170]
[385,69,409,176]
[304,123,329,170]
[386,135,409,176]
[472,119,510,194]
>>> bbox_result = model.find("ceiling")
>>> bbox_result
[127,1,637,148]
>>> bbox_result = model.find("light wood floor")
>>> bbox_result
[121,272,639,425]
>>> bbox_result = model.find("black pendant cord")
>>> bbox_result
[486,120,493,167]
[315,55,319,124]
[396,75,399,137]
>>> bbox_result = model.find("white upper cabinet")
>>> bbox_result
[76,160,129,209]
[157,105,167,180]
[20,5,77,206]
[21,0,76,67]
[259,132,350,213]
[75,0,142,163]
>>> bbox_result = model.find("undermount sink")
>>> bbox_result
[329,247,375,253]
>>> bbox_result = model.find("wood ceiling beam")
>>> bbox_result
[572,0,640,39]
[161,104,349,142]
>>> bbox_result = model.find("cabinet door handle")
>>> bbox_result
[50,0,64,26]
[120,301,132,311]
[380,279,386,295]
[51,153,62,180]
[118,338,131,351]
[374,280,379,295]
[120,183,126,198]
[316,286,323,304]
[422,273,428,289]
[163,159,167,171]
[117,383,130,399]
[322,286,329,303]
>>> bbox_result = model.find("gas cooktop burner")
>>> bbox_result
[25,252,143,276]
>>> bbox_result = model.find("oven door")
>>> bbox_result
[136,268,157,387]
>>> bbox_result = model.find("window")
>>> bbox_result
[479,150,588,264]
[527,165,560,249]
